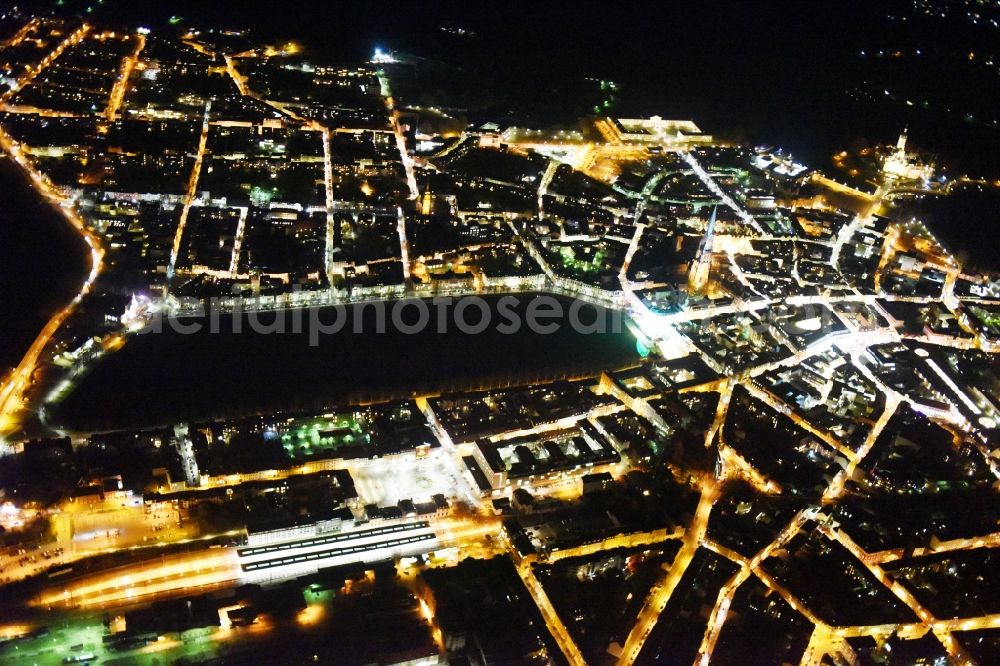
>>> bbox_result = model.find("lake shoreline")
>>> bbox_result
[0,155,89,375]
[51,294,640,432]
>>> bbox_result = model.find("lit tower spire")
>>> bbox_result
[689,205,717,295]
[420,180,433,216]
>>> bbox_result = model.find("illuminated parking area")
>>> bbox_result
[351,451,469,506]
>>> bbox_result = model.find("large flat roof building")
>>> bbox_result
[598,116,713,146]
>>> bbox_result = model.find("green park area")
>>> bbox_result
[558,245,605,276]
[277,414,370,460]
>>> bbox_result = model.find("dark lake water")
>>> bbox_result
[51,294,639,430]
[897,187,1000,272]
[0,156,89,377]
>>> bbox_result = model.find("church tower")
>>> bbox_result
[689,205,717,295]
[420,182,433,217]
